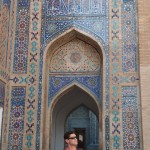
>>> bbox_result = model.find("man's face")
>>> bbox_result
[66,133,78,147]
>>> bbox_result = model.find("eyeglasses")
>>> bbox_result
[68,136,77,140]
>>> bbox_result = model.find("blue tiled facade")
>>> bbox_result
[0,0,142,149]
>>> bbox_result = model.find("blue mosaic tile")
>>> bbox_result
[36,0,110,149]
[13,0,30,73]
[49,76,102,106]
[3,0,11,9]
[41,0,109,45]
[121,1,137,72]
[123,0,133,3]
[18,0,29,7]
[45,0,105,16]
[8,87,26,150]
[122,86,140,150]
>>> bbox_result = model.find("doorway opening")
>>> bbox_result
[74,128,86,149]
[50,86,100,150]
[65,105,99,150]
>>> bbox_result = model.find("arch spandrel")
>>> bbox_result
[44,28,105,61]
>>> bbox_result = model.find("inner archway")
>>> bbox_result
[65,105,99,150]
[51,86,100,150]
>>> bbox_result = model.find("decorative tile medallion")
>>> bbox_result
[49,38,100,73]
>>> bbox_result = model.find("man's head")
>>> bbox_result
[64,131,78,147]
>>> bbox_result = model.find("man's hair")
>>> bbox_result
[64,131,76,140]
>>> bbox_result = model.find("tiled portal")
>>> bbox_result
[0,0,142,150]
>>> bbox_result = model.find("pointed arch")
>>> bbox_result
[50,83,100,114]
[50,85,101,150]
[41,28,104,150]
[43,27,104,62]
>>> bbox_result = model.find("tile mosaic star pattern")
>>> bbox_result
[13,0,30,73]
[122,86,140,149]
[122,1,137,72]
[8,87,26,150]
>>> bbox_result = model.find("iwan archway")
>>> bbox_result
[42,29,104,150]
[51,85,100,150]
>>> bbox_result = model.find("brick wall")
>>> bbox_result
[138,0,150,149]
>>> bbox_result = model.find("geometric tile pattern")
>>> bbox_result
[9,75,28,85]
[24,0,41,149]
[110,0,121,149]
[104,53,110,148]
[122,86,140,149]
[8,87,26,150]
[120,74,139,84]
[49,39,100,73]
[41,0,109,44]
[13,0,30,73]
[122,1,137,72]
[49,75,102,105]
[37,1,110,148]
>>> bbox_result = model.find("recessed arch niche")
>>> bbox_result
[42,29,104,150]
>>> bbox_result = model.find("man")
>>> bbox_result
[64,131,78,150]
